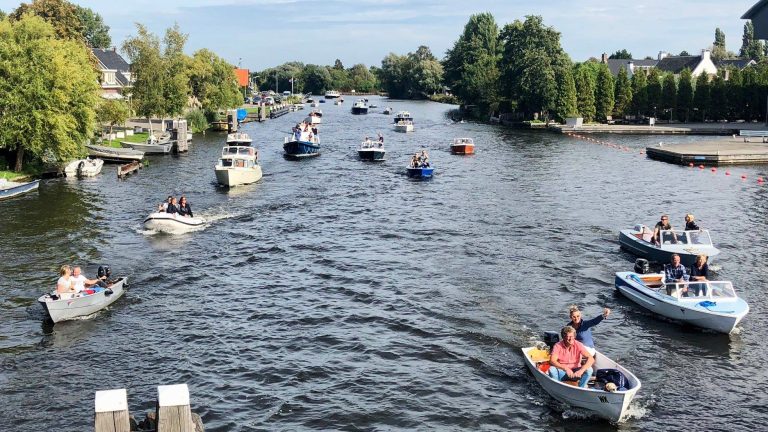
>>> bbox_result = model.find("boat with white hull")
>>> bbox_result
[619,225,720,267]
[351,99,369,115]
[63,158,104,177]
[393,111,414,132]
[86,144,144,162]
[143,212,206,234]
[120,140,172,155]
[38,277,127,323]
[0,179,40,200]
[325,90,341,99]
[358,139,386,161]
[522,344,641,422]
[215,146,262,186]
[615,271,749,333]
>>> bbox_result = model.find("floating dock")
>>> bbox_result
[645,138,768,165]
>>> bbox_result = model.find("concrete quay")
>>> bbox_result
[550,122,768,135]
[645,138,768,165]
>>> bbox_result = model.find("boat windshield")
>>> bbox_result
[665,281,737,300]
[659,229,712,246]
[221,146,255,156]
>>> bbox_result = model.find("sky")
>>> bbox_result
[0,0,760,71]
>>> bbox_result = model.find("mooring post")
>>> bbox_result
[157,384,194,432]
[94,388,130,432]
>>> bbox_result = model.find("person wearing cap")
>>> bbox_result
[548,326,595,388]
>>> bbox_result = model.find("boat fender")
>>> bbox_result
[104,288,113,296]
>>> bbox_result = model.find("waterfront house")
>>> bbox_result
[654,49,717,77]
[92,47,132,100]
[601,53,658,77]
[743,1,768,38]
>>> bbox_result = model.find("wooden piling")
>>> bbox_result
[94,388,130,432]
[157,384,194,432]
[117,161,141,178]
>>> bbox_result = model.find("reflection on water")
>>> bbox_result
[1,97,768,431]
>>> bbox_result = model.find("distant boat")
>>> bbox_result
[383,107,393,114]
[334,99,344,105]
[215,145,262,186]
[319,99,326,104]
[85,144,144,163]
[284,129,321,158]
[305,109,323,124]
[0,178,40,201]
[394,111,414,132]
[38,277,127,323]
[351,99,369,115]
[450,138,475,155]
[120,135,173,155]
[210,120,228,131]
[325,90,341,99]
[358,138,386,161]
[63,158,104,177]
[226,132,252,146]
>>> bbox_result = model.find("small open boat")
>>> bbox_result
[383,107,393,115]
[615,271,749,333]
[358,139,386,161]
[284,129,321,159]
[0,179,40,200]
[86,144,144,162]
[143,212,206,234]
[451,138,475,155]
[305,109,322,124]
[38,277,127,323]
[619,225,720,267]
[120,133,173,155]
[523,335,641,422]
[406,166,433,178]
[64,158,104,177]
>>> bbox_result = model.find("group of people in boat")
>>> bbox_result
[641,213,701,245]
[547,306,611,388]
[663,253,710,296]
[410,150,430,168]
[157,195,193,217]
[362,134,384,149]
[55,265,108,298]
[292,121,319,143]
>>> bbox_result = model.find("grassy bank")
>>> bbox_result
[103,132,150,148]
[1,168,40,181]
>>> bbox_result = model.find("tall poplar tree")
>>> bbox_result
[613,67,633,117]
[631,70,648,117]
[646,68,663,118]
[740,21,764,60]
[708,74,726,120]
[712,28,727,60]
[553,58,578,122]
[594,64,615,121]
[661,73,677,120]
[693,72,710,121]
[677,69,693,122]
[574,64,596,122]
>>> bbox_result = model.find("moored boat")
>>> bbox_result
[358,138,386,161]
[86,144,144,163]
[63,158,104,177]
[119,140,172,155]
[325,90,341,99]
[214,146,262,186]
[226,132,252,146]
[38,277,127,323]
[351,99,369,115]
[143,212,206,234]
[451,137,475,155]
[522,339,641,423]
[0,179,40,201]
[619,225,720,267]
[614,271,749,333]
[334,99,343,105]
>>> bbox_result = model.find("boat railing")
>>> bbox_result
[663,280,737,300]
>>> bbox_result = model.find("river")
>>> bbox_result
[1,97,766,431]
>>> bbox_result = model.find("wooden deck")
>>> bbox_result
[645,138,768,165]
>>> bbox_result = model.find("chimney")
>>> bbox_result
[112,46,117,52]
[601,53,608,63]
[658,51,668,60]
[701,49,711,61]
[627,61,634,76]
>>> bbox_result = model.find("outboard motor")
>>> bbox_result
[76,160,85,177]
[543,331,560,351]
[634,258,650,274]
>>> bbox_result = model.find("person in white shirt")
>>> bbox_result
[71,266,103,293]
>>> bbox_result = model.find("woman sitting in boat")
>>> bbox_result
[166,197,179,215]
[689,254,709,296]
[419,150,430,167]
[56,265,74,298]
[566,305,610,356]
[158,195,173,212]
[178,196,193,218]
[378,133,384,147]
[410,154,420,168]
[684,213,700,231]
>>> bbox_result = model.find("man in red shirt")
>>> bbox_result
[548,326,595,387]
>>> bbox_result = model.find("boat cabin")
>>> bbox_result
[219,146,257,168]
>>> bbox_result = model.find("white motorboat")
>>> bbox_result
[522,342,641,423]
[351,99,368,115]
[215,145,262,187]
[393,111,414,132]
[619,225,720,267]
[63,158,104,177]
[358,139,386,161]
[38,277,127,323]
[120,133,173,155]
[86,144,144,162]
[226,132,252,146]
[311,102,320,108]
[143,212,206,234]
[324,90,341,99]
[334,99,344,105]
[615,271,749,333]
[383,107,393,114]
[305,109,322,124]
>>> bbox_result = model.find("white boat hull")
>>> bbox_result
[64,159,104,177]
[394,124,414,132]
[143,212,206,234]
[38,278,127,323]
[522,347,641,422]
[215,165,263,187]
[120,141,172,154]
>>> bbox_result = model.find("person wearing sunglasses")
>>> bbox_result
[652,215,672,246]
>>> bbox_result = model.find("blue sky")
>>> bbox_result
[0,0,759,70]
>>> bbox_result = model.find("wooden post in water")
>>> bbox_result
[157,384,194,432]
[94,388,130,432]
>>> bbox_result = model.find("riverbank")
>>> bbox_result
[549,122,768,135]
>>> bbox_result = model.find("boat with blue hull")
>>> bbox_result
[284,127,321,158]
[406,167,433,178]
[0,179,40,200]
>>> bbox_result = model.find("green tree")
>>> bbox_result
[613,67,633,117]
[408,46,444,97]
[692,72,710,121]
[10,0,84,43]
[725,67,742,120]
[333,59,344,70]
[552,59,577,122]
[740,21,764,60]
[574,64,596,122]
[300,64,331,94]
[594,64,615,121]
[518,50,557,120]
[96,99,130,137]
[679,50,690,56]
[0,15,99,171]
[712,27,727,60]
[187,49,242,113]
[328,67,350,91]
[630,70,648,117]
[161,24,189,121]
[708,74,726,120]
[608,49,632,59]
[677,69,693,122]
[741,66,762,121]
[74,5,110,48]
[348,63,377,92]
[661,73,677,120]
[646,68,663,118]
[379,53,409,98]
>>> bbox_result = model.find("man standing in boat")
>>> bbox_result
[548,326,595,388]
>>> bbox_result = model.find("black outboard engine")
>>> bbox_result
[543,331,560,351]
[634,258,650,274]
[76,160,85,177]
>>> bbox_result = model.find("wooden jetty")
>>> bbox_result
[269,105,290,119]
[117,160,141,178]
[550,123,743,135]
[646,137,768,165]
[95,384,204,432]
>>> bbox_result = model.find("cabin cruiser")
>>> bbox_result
[324,90,341,99]
[215,145,262,186]
[450,138,475,155]
[226,132,252,146]
[351,99,369,115]
[393,111,414,132]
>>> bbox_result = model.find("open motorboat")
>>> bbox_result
[615,271,749,333]
[63,158,104,177]
[120,133,173,155]
[619,225,720,267]
[394,111,414,132]
[358,138,386,161]
[38,277,127,323]
[522,334,641,423]
[351,99,369,115]
[86,144,144,162]
[305,109,322,124]
[310,102,320,108]
[325,90,341,99]
[406,165,433,179]
[383,107,393,115]
[334,99,344,105]
[284,128,320,158]
[143,212,206,234]
[226,132,252,146]
[0,178,40,200]
[215,145,262,186]
[451,138,475,155]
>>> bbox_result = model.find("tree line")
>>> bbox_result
[252,59,379,96]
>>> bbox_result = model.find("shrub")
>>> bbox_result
[186,109,208,133]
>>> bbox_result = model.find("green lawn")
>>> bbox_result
[103,132,149,148]
[1,168,38,181]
